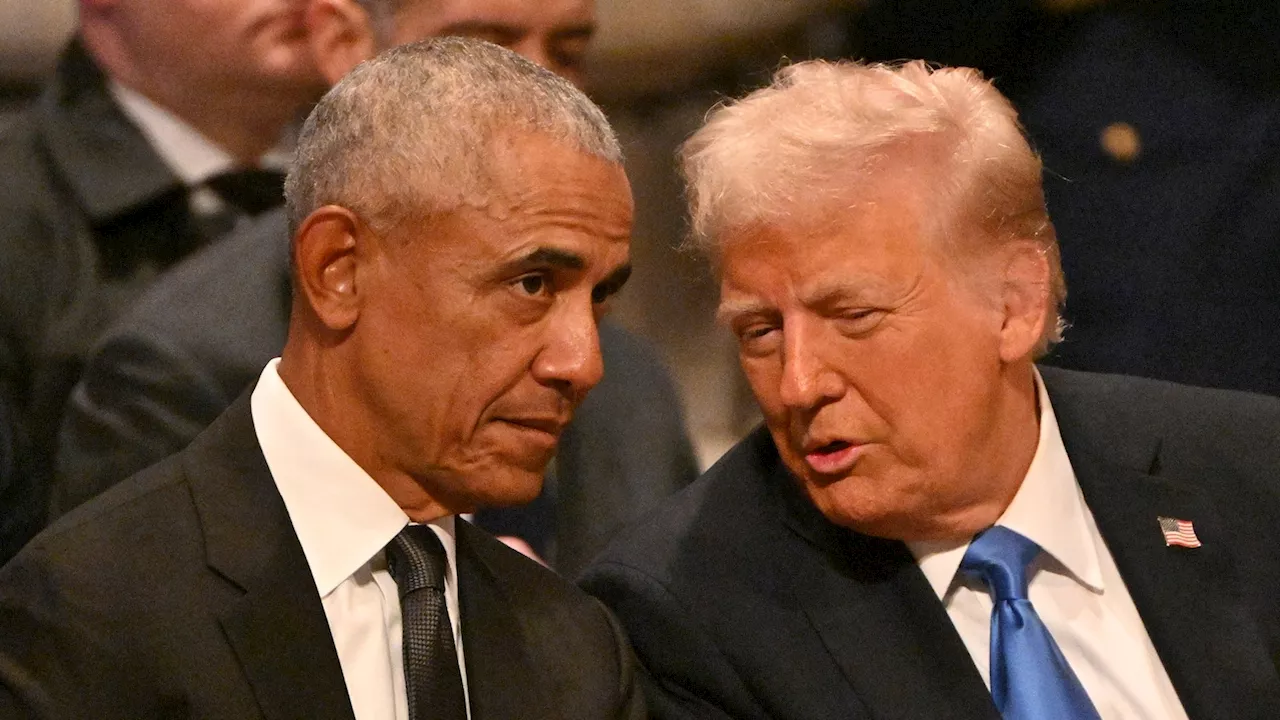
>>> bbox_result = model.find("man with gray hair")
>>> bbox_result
[53,0,697,577]
[582,59,1280,719]
[0,38,644,720]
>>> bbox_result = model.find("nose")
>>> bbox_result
[532,302,605,403]
[777,320,844,410]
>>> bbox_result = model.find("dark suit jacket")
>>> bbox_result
[55,208,699,576]
[0,41,225,563]
[580,367,1280,719]
[1,393,645,719]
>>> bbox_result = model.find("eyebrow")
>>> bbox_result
[523,247,585,270]
[715,299,773,326]
[715,279,884,325]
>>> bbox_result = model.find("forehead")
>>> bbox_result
[405,0,595,31]
[484,131,631,214]
[391,131,632,273]
[716,193,933,307]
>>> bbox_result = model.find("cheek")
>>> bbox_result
[881,319,1003,465]
[740,354,787,419]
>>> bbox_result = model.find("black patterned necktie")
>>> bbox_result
[204,168,286,216]
[386,525,467,720]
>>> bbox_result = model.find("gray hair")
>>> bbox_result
[682,59,1065,353]
[284,36,621,236]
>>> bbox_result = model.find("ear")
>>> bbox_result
[292,206,369,332]
[997,242,1051,363]
[307,0,378,86]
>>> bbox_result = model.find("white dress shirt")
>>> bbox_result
[907,371,1188,719]
[252,359,471,720]
[109,81,292,217]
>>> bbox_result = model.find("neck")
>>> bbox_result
[277,331,457,524]
[923,364,1042,543]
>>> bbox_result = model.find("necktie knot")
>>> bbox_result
[385,524,466,720]
[962,525,1101,719]
[960,525,1042,601]
[386,524,448,597]
[205,168,286,216]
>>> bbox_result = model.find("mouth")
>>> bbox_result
[494,417,567,445]
[802,439,862,476]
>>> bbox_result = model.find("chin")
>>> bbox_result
[466,466,546,508]
[801,478,914,540]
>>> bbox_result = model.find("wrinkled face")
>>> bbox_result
[127,0,320,93]
[354,132,632,511]
[393,0,595,85]
[718,189,1021,540]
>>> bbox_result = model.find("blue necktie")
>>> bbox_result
[960,526,1101,720]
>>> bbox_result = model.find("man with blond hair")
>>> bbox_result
[582,59,1280,719]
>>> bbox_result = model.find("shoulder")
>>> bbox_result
[1041,367,1280,512]
[582,426,789,587]
[124,210,290,334]
[0,108,79,308]
[1,455,199,611]
[457,521,642,714]
[460,520,613,621]
[93,211,291,375]
[1041,366,1280,455]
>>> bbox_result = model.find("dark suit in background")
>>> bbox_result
[0,41,216,563]
[0,398,13,524]
[56,209,699,576]
[581,367,1280,719]
[1,395,643,719]
[850,0,1280,396]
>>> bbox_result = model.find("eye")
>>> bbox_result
[736,323,782,357]
[835,309,886,336]
[514,273,550,297]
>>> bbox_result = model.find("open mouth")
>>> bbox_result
[813,440,851,455]
[803,440,860,475]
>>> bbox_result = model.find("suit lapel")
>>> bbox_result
[772,456,1000,720]
[184,393,356,720]
[455,521,555,720]
[1045,367,1280,719]
[1070,448,1280,719]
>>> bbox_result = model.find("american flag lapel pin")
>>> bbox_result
[1158,516,1202,548]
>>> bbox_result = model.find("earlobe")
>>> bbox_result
[293,206,365,332]
[306,0,379,86]
[998,243,1051,363]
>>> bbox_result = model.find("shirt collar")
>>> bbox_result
[109,81,293,186]
[251,359,457,597]
[908,368,1106,599]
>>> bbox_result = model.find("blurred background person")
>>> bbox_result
[51,0,700,576]
[848,0,1280,395]
[0,0,327,562]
